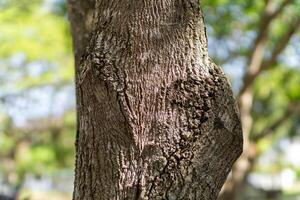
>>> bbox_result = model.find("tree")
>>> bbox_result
[201,1,300,199]
[67,1,243,199]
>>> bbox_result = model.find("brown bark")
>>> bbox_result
[68,1,243,199]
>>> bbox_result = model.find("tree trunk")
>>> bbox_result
[67,1,243,199]
[218,143,257,200]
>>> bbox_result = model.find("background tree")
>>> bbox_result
[202,0,300,199]
[67,0,242,199]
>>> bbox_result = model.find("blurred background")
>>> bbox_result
[0,0,299,199]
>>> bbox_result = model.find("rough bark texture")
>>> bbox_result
[68,0,243,199]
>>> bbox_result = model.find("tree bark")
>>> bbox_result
[67,0,243,199]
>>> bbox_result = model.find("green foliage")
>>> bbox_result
[0,9,71,60]
[0,0,75,182]
[16,145,57,176]
[0,133,14,155]
[0,0,73,92]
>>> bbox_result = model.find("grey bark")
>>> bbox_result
[67,0,243,199]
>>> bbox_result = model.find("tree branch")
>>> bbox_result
[252,102,300,142]
[262,16,300,70]
[238,0,294,95]
[269,0,294,20]
[254,0,293,49]
[239,16,300,95]
[67,0,96,67]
